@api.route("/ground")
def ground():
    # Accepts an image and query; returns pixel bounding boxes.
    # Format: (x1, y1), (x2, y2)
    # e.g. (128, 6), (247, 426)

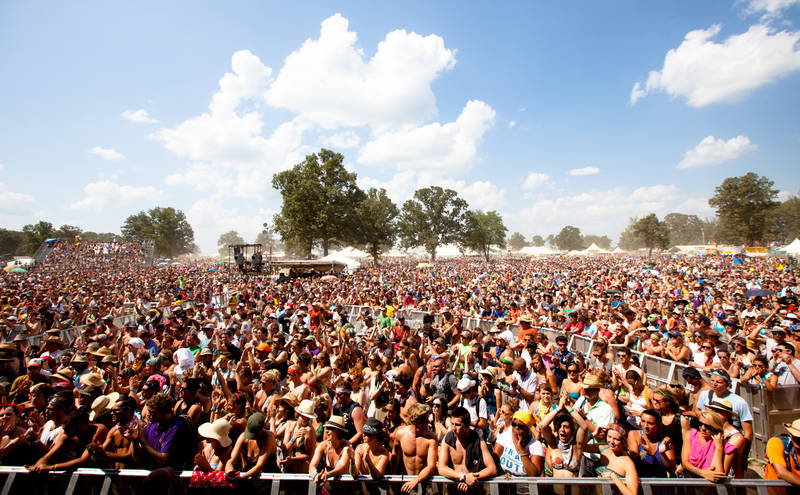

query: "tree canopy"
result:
(583, 234), (612, 249)
(633, 213), (669, 256)
(272, 149), (365, 258)
(355, 187), (399, 263)
(709, 172), (778, 245)
(121, 207), (196, 258)
(508, 232), (527, 251)
(217, 230), (245, 258)
(460, 210), (507, 260)
(553, 225), (584, 251)
(398, 186), (468, 260)
(530, 235), (545, 247)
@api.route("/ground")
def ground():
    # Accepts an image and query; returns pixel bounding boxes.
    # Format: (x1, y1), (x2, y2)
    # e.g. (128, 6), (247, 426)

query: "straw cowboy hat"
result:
(784, 418), (800, 437)
(79, 372), (106, 389)
(296, 399), (317, 420)
(198, 418), (232, 447)
(479, 367), (498, 385)
(324, 415), (347, 432)
(280, 392), (299, 409)
(582, 374), (604, 389)
(90, 392), (120, 421)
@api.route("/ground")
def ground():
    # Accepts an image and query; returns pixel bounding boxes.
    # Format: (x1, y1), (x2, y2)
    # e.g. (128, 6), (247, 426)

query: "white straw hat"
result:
(197, 418), (232, 447)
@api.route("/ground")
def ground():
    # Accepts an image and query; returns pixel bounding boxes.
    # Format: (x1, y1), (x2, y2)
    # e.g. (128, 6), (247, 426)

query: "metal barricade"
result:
(0, 468), (791, 495)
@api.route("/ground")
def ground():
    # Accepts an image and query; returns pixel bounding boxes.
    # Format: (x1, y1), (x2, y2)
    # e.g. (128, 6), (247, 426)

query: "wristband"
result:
(53, 464), (58, 470)
(459, 472), (466, 481)
(694, 466), (697, 474)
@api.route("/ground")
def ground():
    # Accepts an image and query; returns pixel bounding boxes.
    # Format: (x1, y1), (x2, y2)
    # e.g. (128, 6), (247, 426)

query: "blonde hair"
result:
(698, 410), (725, 431)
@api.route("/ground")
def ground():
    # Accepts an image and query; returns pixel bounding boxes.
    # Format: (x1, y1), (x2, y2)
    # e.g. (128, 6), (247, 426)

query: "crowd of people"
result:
(0, 249), (798, 494)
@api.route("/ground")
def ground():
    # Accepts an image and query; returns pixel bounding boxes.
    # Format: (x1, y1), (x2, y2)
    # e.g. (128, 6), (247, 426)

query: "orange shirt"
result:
(765, 436), (800, 495)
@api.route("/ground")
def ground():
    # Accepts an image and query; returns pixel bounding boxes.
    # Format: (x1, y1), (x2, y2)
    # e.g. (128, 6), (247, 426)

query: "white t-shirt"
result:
(496, 429), (544, 476)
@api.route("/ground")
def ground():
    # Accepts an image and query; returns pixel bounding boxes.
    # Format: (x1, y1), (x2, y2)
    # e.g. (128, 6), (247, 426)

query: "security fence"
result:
(0, 467), (791, 495)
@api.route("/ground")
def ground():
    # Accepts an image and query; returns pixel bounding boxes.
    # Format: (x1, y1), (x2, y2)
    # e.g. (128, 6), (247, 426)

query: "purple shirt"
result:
(143, 417), (192, 469)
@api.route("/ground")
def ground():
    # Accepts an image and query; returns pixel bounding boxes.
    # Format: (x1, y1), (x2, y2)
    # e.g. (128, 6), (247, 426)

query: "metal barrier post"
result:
(0, 473), (14, 495)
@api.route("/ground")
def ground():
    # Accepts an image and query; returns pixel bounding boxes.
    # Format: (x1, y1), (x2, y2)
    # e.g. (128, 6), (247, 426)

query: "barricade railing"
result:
(0, 467), (791, 495)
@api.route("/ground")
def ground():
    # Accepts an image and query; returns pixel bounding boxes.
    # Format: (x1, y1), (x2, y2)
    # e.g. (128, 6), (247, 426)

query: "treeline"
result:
(270, 149), (507, 261)
(1, 207), (197, 260)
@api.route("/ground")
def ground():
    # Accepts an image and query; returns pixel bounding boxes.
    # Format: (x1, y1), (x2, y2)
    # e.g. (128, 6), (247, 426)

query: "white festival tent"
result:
(583, 242), (611, 254)
(612, 247), (626, 254)
(781, 238), (800, 256)
(518, 245), (560, 256)
(330, 246), (370, 260)
(316, 253), (361, 272)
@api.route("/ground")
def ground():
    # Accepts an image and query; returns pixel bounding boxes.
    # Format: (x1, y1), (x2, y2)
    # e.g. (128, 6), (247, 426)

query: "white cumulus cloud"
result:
(677, 135), (757, 169)
(740, 0), (800, 16)
(187, 198), (274, 255)
(89, 146), (124, 161)
(508, 120), (516, 129)
(266, 13), (456, 129)
(321, 131), (360, 148)
(0, 182), (34, 215)
(357, 100), (495, 172)
(631, 24), (800, 106)
(71, 180), (163, 210)
(153, 50), (309, 198)
(568, 166), (600, 176)
(523, 172), (550, 190)
(121, 109), (158, 124)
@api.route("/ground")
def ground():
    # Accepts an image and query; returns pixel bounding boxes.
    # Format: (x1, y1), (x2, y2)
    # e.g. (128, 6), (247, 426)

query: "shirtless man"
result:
(392, 403), (438, 494)
(437, 406), (496, 493)
(98, 396), (137, 468)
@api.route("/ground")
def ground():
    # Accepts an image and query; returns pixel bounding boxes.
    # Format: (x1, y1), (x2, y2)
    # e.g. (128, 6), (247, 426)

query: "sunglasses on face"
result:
(698, 423), (718, 433)
(511, 422), (527, 429)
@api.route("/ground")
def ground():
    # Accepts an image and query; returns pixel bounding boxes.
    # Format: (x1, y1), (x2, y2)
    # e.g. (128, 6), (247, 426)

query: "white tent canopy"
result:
(782, 238), (800, 256)
(316, 253), (361, 272)
(583, 243), (611, 254)
(519, 245), (560, 256)
(330, 246), (370, 260)
(612, 247), (626, 254)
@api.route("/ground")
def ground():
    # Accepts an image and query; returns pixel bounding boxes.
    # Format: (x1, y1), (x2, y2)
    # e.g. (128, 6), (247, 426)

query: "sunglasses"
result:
(698, 423), (718, 433)
(433, 403), (443, 408)
(511, 422), (527, 429)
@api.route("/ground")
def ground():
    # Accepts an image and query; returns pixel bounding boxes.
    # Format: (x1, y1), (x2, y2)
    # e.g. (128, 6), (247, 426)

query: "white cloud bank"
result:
(631, 24), (800, 106)
(523, 172), (550, 190)
(740, 0), (800, 16)
(678, 135), (757, 169)
(357, 100), (495, 172)
(266, 13), (456, 129)
(71, 180), (163, 210)
(121, 109), (158, 124)
(89, 146), (124, 161)
(568, 166), (599, 176)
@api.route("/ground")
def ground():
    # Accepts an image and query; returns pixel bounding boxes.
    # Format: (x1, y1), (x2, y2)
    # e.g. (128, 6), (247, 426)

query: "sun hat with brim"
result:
(244, 413), (266, 440)
(80, 372), (106, 389)
(280, 392), (299, 409)
(296, 399), (317, 420)
(71, 354), (88, 363)
(479, 367), (497, 385)
(324, 415), (347, 432)
(44, 336), (63, 346)
(90, 392), (120, 421)
(785, 418), (800, 437)
(198, 418), (232, 447)
(52, 368), (76, 382)
(708, 398), (736, 416)
(91, 346), (113, 358)
(582, 374), (604, 389)
(518, 314), (533, 324)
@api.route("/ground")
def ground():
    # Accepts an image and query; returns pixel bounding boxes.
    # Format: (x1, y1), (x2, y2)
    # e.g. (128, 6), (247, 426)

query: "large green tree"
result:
(121, 207), (196, 258)
(553, 225), (584, 251)
(508, 232), (528, 251)
(709, 172), (778, 245)
(583, 234), (612, 249)
(398, 186), (468, 260)
(530, 235), (545, 247)
(460, 210), (507, 260)
(217, 230), (245, 258)
(272, 149), (365, 258)
(81, 232), (121, 242)
(21, 221), (55, 254)
(771, 195), (800, 245)
(0, 229), (24, 257)
(633, 213), (670, 256)
(618, 219), (645, 250)
(664, 213), (709, 245)
(355, 188), (399, 264)
(53, 224), (83, 240)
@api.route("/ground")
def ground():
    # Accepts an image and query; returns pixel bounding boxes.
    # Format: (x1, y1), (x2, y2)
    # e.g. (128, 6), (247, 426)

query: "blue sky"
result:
(1, 1), (799, 254)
